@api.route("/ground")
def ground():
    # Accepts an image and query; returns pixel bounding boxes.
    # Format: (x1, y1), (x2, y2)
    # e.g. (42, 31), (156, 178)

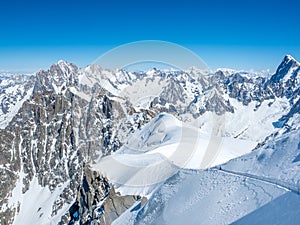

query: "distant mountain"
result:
(0, 74), (34, 128)
(0, 55), (300, 225)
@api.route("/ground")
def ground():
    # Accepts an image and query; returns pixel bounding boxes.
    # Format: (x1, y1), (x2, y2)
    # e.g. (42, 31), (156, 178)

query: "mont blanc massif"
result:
(1, 55), (300, 225)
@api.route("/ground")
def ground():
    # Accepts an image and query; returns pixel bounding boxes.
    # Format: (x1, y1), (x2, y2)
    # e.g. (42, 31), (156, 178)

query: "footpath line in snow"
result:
(212, 167), (300, 195)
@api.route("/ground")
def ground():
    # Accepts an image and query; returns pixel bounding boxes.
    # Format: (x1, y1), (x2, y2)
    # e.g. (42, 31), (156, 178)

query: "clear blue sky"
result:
(0, 0), (299, 72)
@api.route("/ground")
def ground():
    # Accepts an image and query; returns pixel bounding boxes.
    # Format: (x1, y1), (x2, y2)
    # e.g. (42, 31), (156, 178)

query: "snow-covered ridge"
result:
(93, 113), (258, 197)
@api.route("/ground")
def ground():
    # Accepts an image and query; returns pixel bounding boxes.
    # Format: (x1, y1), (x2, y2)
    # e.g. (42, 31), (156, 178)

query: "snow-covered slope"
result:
(10, 175), (70, 225)
(113, 125), (300, 225)
(114, 170), (291, 225)
(93, 113), (257, 196)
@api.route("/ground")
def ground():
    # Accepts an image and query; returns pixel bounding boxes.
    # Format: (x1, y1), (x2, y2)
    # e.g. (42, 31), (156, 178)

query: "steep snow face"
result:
(11, 176), (71, 225)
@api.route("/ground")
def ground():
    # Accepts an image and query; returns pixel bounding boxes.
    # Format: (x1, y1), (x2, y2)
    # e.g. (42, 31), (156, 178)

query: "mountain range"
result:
(0, 55), (300, 225)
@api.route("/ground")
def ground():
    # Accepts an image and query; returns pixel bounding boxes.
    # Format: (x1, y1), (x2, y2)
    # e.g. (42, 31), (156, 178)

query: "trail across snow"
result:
(111, 120), (300, 225)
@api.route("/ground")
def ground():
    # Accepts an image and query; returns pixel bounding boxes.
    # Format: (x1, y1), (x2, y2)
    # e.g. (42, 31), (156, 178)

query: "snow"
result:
(276, 55), (300, 82)
(8, 172), (26, 209)
(112, 126), (300, 224)
(69, 86), (91, 102)
(92, 113), (258, 196)
(121, 77), (167, 109)
(223, 97), (289, 142)
(93, 97), (300, 225)
(221, 127), (300, 191)
(78, 70), (97, 88)
(2, 55), (300, 224)
(211, 137), (257, 166)
(112, 201), (143, 225)
(80, 67), (127, 97)
(12, 176), (71, 225)
(0, 87), (33, 129)
(113, 169), (289, 225)
(232, 192), (300, 225)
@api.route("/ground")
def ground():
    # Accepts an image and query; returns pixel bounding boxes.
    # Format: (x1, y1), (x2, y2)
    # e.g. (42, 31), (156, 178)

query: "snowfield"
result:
(11, 176), (71, 225)
(92, 113), (258, 196)
(111, 126), (300, 225)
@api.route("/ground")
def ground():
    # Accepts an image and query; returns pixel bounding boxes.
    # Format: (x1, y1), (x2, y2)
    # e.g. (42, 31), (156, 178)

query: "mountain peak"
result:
(54, 60), (78, 73)
(280, 55), (299, 68)
(57, 59), (68, 64)
(33, 60), (79, 94)
(270, 55), (300, 83)
(283, 54), (297, 63)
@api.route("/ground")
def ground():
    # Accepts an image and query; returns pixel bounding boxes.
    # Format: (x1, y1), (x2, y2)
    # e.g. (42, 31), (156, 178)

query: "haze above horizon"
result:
(0, 0), (299, 73)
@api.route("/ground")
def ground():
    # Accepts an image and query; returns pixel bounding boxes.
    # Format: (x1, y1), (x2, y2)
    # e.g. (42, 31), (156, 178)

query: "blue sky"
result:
(0, 0), (299, 72)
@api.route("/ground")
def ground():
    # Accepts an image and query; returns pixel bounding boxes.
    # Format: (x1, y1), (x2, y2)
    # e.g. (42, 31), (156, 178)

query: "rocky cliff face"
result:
(0, 55), (300, 225)
(0, 62), (131, 225)
(0, 74), (35, 129)
(65, 165), (145, 225)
